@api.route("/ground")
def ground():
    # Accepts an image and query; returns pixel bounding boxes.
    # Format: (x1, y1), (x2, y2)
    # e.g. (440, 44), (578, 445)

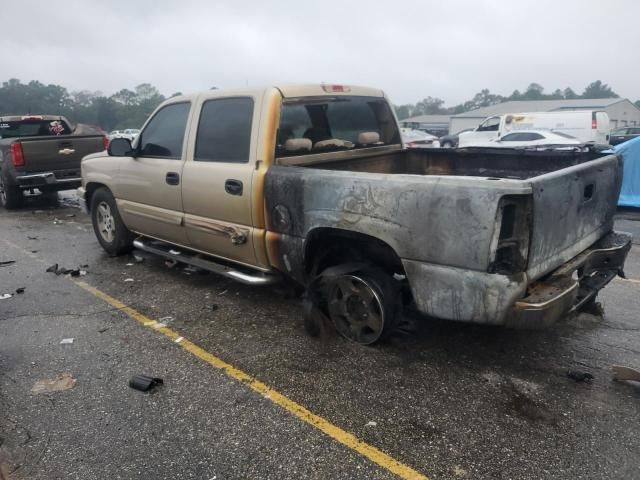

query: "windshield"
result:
(0, 119), (71, 139)
(277, 96), (400, 157)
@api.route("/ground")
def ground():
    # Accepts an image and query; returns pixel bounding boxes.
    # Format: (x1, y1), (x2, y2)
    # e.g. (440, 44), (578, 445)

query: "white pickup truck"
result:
(79, 84), (631, 344)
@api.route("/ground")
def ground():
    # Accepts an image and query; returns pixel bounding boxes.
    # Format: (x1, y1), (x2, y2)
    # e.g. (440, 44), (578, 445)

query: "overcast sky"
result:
(3, 0), (639, 105)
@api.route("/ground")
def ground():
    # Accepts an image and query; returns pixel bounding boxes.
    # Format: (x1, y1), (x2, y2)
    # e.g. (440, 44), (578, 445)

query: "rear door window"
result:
(195, 97), (254, 163)
(138, 102), (191, 159)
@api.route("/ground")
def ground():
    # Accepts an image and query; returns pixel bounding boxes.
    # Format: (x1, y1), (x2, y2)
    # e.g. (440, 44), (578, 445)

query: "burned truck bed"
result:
(266, 147), (629, 327)
(295, 147), (609, 180)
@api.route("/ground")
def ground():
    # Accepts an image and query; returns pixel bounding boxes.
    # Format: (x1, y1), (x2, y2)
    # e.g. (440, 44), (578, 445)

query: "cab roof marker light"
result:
(321, 84), (351, 93)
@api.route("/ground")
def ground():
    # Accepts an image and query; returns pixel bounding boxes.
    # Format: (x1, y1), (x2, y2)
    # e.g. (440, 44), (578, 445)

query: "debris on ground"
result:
(46, 264), (88, 276)
(612, 365), (640, 383)
(60, 338), (74, 344)
(98, 327), (110, 333)
(126, 263), (134, 267)
(15, 287), (25, 294)
(27, 236), (38, 240)
(31, 373), (77, 395)
(129, 374), (163, 392)
(165, 259), (178, 268)
(0, 260), (16, 267)
(53, 218), (63, 225)
(169, 249), (181, 255)
(124, 278), (134, 282)
(158, 316), (174, 326)
(365, 421), (377, 427)
(0, 293), (13, 300)
(65, 213), (76, 218)
(567, 370), (594, 382)
(133, 254), (144, 263)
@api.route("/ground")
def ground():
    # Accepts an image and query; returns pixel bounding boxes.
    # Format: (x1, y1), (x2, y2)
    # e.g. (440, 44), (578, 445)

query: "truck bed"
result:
(296, 147), (608, 180)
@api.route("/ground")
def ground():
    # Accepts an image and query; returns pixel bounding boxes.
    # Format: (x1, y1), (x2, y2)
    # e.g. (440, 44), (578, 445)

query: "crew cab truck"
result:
(0, 115), (107, 208)
(79, 84), (631, 344)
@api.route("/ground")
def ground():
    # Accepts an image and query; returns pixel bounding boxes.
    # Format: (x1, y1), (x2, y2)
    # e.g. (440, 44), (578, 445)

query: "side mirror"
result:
(108, 137), (134, 157)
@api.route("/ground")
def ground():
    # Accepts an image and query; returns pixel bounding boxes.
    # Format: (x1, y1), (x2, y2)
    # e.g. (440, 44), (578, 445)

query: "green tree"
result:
(582, 80), (618, 99)
(563, 87), (579, 99)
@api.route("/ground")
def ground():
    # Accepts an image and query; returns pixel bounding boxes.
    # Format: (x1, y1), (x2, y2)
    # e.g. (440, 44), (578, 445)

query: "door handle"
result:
(166, 172), (180, 185)
(225, 179), (243, 196)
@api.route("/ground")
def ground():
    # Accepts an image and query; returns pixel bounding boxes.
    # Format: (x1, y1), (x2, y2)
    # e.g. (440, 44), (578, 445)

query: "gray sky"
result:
(3, 0), (639, 106)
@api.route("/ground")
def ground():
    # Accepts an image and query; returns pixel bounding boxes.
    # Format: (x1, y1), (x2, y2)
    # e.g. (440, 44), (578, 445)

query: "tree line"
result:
(394, 80), (638, 120)
(0, 78), (637, 129)
(0, 78), (177, 131)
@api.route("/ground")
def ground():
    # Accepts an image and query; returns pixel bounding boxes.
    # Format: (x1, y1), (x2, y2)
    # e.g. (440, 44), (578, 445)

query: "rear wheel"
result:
(0, 176), (24, 209)
(326, 268), (399, 344)
(441, 141), (453, 148)
(91, 187), (134, 256)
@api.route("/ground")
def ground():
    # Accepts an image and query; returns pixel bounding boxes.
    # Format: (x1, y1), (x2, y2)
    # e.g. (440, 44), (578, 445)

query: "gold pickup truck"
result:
(79, 84), (631, 344)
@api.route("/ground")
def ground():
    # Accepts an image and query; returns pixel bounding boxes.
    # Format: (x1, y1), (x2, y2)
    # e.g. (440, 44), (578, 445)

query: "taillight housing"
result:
(488, 195), (532, 275)
(10, 143), (25, 167)
(591, 112), (597, 129)
(102, 136), (109, 150)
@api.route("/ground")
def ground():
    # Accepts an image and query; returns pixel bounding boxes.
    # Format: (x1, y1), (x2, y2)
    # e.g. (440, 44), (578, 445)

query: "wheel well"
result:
(84, 182), (108, 212)
(304, 228), (406, 277)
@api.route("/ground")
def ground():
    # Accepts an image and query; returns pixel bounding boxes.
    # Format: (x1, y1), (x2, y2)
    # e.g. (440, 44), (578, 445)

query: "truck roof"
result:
(167, 84), (386, 103)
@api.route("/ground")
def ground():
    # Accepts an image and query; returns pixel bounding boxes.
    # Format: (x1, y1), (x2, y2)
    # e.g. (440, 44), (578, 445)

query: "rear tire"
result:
(0, 177), (24, 209)
(91, 187), (134, 256)
(326, 267), (399, 345)
(442, 141), (453, 148)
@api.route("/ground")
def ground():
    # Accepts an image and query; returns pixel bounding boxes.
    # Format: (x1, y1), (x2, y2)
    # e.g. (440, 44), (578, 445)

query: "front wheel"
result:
(326, 268), (399, 344)
(91, 187), (134, 256)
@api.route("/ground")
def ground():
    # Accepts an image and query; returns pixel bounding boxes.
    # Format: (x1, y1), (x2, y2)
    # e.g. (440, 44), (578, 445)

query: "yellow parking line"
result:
(74, 280), (429, 480)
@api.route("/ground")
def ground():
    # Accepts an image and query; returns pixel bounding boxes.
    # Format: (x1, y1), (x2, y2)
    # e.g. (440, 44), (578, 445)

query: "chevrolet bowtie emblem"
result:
(58, 148), (75, 155)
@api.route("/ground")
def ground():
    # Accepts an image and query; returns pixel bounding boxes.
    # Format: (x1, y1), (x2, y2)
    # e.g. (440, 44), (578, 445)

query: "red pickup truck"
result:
(0, 115), (107, 208)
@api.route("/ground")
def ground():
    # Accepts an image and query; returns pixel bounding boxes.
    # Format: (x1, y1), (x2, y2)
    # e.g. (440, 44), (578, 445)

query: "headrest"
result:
(285, 138), (312, 152)
(358, 132), (380, 145)
(313, 139), (354, 149)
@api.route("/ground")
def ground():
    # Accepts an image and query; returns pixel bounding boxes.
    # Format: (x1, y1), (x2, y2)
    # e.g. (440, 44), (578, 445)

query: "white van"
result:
(458, 111), (610, 147)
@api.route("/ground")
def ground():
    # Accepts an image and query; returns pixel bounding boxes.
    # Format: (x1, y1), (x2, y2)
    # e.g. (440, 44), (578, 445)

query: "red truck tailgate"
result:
(526, 154), (622, 280)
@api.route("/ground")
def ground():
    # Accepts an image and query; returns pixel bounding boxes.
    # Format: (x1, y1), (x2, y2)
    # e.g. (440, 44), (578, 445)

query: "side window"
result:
(477, 117), (500, 132)
(139, 102), (191, 159)
(500, 133), (522, 141)
(518, 132), (544, 141)
(195, 97), (254, 163)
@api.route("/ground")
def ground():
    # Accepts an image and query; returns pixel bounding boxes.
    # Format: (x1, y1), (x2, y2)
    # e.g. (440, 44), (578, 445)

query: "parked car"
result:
(401, 128), (440, 148)
(609, 127), (640, 146)
(439, 128), (473, 148)
(465, 130), (584, 149)
(108, 129), (140, 143)
(0, 115), (107, 208)
(79, 84), (630, 344)
(458, 111), (610, 147)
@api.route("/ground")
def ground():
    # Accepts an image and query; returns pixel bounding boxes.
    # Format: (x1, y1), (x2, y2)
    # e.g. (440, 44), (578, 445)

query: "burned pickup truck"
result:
(0, 115), (106, 208)
(79, 84), (631, 344)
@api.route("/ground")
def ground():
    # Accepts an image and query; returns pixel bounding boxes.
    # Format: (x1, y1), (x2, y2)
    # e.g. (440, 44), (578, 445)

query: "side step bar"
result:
(133, 239), (279, 286)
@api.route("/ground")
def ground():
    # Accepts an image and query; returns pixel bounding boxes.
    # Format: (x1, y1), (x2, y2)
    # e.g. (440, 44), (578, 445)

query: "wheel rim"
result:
(328, 275), (385, 344)
(96, 201), (115, 243)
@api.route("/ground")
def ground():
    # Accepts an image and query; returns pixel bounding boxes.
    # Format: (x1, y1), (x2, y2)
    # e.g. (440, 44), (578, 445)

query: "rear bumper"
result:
(506, 231), (632, 328)
(403, 231), (631, 328)
(15, 171), (81, 190)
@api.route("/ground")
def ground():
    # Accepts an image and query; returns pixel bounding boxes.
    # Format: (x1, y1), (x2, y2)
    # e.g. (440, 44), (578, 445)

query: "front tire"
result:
(91, 187), (133, 256)
(0, 177), (24, 209)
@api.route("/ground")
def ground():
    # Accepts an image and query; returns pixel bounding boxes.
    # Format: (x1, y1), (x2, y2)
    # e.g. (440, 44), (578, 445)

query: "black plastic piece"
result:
(129, 375), (164, 392)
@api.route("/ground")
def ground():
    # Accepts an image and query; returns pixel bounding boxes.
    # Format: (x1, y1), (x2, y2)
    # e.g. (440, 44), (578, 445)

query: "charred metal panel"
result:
(526, 155), (621, 280)
(402, 259), (527, 324)
(264, 165), (531, 276)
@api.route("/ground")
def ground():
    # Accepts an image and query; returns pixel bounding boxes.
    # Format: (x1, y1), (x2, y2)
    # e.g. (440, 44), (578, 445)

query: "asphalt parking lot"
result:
(1, 193), (640, 480)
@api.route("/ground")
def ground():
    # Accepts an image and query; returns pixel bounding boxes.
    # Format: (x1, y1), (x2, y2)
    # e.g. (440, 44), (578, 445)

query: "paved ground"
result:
(1, 193), (640, 480)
